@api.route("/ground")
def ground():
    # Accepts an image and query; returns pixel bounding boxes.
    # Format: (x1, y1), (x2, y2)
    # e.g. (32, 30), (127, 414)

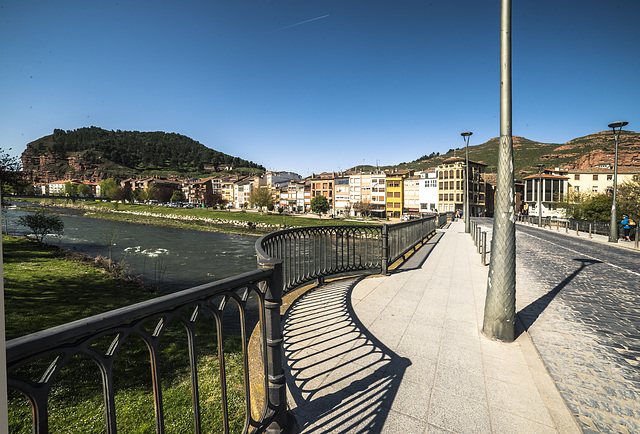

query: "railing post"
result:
(261, 259), (289, 433)
(636, 226), (639, 249)
(381, 224), (389, 275)
(589, 223), (592, 239)
(482, 231), (487, 266)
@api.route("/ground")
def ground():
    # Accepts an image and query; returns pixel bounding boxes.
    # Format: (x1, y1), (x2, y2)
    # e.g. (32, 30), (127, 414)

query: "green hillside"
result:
(22, 127), (265, 180)
(362, 130), (640, 179)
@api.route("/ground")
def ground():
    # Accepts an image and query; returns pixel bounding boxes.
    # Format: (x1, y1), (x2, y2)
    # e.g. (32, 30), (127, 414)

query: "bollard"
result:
(482, 231), (487, 265)
(557, 220), (560, 231)
(576, 223), (579, 236)
(565, 221), (568, 234)
(589, 223), (592, 239)
(477, 227), (481, 253)
(636, 226), (639, 249)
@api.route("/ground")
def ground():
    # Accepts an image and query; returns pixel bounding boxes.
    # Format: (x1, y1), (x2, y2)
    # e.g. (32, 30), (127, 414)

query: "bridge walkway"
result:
(281, 219), (579, 433)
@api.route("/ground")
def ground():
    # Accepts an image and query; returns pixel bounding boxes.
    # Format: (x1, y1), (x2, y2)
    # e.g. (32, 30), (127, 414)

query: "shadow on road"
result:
(516, 258), (601, 339)
(282, 278), (411, 433)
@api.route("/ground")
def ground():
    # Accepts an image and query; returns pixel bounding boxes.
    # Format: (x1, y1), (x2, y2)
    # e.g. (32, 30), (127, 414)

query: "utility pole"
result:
(483, 0), (516, 342)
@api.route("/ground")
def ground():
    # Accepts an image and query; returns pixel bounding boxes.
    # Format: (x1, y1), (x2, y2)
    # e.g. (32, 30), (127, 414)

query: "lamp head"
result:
(461, 131), (473, 137)
(608, 121), (628, 129)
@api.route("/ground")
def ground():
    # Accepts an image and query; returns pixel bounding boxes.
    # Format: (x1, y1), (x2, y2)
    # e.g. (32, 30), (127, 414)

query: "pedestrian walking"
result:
(620, 214), (636, 241)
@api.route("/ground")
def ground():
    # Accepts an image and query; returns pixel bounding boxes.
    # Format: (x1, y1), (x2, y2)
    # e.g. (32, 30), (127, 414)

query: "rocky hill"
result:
(21, 127), (265, 183)
(372, 130), (640, 179)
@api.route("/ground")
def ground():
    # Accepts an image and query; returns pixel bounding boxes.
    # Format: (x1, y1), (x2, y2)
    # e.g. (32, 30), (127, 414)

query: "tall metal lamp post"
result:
(461, 131), (473, 233)
(536, 164), (544, 227)
(608, 121), (628, 243)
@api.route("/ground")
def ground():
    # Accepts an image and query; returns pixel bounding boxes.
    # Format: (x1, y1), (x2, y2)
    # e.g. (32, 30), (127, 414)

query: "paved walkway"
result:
(281, 220), (579, 433)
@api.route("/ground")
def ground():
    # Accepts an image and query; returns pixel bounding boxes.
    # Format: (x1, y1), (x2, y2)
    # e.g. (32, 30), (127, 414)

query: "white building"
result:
(419, 170), (439, 214)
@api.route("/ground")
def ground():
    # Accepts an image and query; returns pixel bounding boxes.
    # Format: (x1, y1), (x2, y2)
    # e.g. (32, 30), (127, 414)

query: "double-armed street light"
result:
(608, 121), (628, 243)
(461, 131), (472, 233)
(536, 164), (544, 227)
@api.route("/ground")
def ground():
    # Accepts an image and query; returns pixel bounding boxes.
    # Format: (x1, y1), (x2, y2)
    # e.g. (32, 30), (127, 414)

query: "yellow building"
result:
(385, 170), (412, 219)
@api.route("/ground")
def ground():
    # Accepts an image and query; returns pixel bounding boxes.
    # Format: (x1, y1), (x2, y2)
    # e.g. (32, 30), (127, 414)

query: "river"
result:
(3, 204), (259, 292)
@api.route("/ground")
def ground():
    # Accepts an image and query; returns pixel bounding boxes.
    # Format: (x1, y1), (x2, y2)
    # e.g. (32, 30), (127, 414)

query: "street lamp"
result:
(608, 121), (628, 243)
(536, 164), (544, 227)
(461, 131), (472, 233)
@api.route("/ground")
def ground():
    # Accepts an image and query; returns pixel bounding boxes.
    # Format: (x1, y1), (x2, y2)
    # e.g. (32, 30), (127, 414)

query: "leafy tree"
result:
(64, 181), (78, 203)
(143, 185), (157, 202)
(77, 183), (92, 197)
(170, 189), (184, 203)
(249, 187), (273, 211)
(0, 148), (23, 199)
(18, 211), (64, 243)
(311, 195), (330, 215)
(99, 179), (118, 199)
(114, 185), (133, 203)
(583, 194), (612, 221)
(618, 175), (640, 220)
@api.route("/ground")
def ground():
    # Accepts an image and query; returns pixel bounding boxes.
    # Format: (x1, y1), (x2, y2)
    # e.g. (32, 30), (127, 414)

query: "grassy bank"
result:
(4, 235), (247, 432)
(13, 197), (381, 235)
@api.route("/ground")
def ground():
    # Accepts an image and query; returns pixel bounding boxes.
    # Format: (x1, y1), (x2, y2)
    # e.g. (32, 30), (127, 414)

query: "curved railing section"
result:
(7, 268), (289, 434)
(256, 215), (440, 292)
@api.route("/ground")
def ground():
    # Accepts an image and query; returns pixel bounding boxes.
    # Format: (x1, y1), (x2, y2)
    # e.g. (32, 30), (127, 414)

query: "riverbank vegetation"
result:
(14, 197), (380, 235)
(4, 235), (246, 432)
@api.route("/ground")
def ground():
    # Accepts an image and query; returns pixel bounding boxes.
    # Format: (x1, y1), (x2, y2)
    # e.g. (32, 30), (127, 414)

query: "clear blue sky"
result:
(1, 0), (638, 176)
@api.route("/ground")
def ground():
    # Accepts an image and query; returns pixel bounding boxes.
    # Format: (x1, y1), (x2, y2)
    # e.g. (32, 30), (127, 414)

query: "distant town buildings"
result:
(25, 164), (640, 220)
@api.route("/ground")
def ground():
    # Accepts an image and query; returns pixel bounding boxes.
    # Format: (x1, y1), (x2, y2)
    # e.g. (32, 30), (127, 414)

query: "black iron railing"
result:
(6, 267), (288, 434)
(7, 214), (444, 433)
(256, 216), (440, 292)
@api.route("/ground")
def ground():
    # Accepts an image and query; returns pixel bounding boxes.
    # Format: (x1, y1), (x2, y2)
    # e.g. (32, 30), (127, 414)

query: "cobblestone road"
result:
(477, 218), (640, 433)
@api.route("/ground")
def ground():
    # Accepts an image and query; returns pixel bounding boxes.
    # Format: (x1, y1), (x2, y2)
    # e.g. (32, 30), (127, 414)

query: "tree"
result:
(64, 182), (78, 203)
(77, 183), (92, 198)
(115, 185), (133, 203)
(170, 189), (184, 203)
(618, 175), (640, 219)
(354, 200), (373, 217)
(99, 179), (118, 199)
(583, 194), (612, 221)
(0, 148), (23, 195)
(18, 211), (64, 243)
(143, 185), (157, 202)
(249, 187), (273, 211)
(311, 195), (330, 215)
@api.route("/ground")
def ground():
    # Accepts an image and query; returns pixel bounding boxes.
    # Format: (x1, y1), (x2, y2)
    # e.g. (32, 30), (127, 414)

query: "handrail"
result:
(256, 216), (438, 292)
(7, 267), (287, 433)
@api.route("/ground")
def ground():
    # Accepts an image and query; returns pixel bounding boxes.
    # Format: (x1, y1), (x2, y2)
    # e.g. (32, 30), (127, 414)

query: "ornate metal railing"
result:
(6, 267), (288, 434)
(256, 216), (439, 292)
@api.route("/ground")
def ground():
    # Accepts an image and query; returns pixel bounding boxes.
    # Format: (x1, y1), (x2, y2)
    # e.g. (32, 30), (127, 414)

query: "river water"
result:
(3, 204), (259, 292)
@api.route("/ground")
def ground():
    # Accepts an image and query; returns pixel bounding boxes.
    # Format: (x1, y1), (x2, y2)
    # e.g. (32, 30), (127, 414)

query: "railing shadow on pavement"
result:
(391, 231), (444, 273)
(516, 258), (602, 338)
(282, 278), (411, 433)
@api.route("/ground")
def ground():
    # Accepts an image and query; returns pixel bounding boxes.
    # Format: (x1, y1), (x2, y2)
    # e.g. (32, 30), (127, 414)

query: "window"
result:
(592, 186), (598, 192)
(607, 174), (613, 181)
(394, 192), (401, 198)
(450, 181), (454, 189)
(456, 194), (460, 202)
(439, 194), (443, 200)
(574, 186), (580, 192)
(456, 181), (460, 190)
(387, 202), (393, 208)
(593, 175), (598, 181)
(574, 174), (580, 180)
(394, 203), (401, 208)
(387, 192), (393, 197)
(439, 182), (443, 189)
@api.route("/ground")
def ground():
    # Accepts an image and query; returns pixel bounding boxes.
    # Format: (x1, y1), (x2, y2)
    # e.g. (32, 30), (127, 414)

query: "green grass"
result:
(4, 236), (249, 433)
(14, 198), (380, 234)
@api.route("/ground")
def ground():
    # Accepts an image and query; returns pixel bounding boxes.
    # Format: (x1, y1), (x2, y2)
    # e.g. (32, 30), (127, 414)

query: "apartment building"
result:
(334, 175), (351, 216)
(403, 175), (421, 216)
(370, 172), (387, 217)
(385, 170), (412, 219)
(310, 172), (336, 212)
(234, 177), (253, 208)
(566, 166), (640, 195)
(437, 157), (486, 216)
(419, 170), (439, 214)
